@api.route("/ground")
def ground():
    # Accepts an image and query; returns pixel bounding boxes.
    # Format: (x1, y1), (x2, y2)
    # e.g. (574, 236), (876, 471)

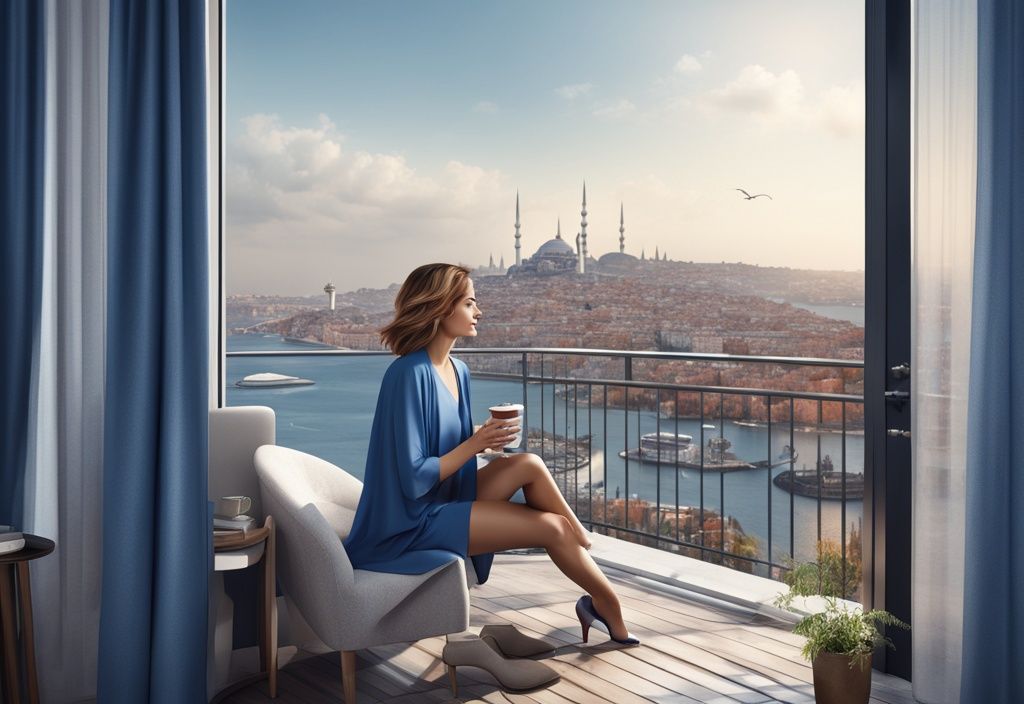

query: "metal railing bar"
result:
(227, 346), (864, 369)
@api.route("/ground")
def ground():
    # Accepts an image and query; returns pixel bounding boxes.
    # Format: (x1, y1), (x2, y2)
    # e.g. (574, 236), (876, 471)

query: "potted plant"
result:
(773, 551), (910, 704)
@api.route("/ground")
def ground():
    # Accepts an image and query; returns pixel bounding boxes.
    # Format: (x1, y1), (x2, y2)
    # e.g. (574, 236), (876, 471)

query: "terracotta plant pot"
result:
(811, 651), (873, 704)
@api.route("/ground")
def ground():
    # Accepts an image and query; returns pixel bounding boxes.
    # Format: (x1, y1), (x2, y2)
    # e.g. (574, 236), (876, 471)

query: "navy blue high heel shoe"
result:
(574, 595), (640, 645)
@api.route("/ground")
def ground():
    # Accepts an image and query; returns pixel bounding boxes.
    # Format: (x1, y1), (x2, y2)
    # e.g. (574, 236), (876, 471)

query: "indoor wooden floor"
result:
(223, 553), (917, 703)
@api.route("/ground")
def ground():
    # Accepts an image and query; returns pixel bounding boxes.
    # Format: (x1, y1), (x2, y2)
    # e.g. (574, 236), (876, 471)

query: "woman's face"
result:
(442, 279), (481, 338)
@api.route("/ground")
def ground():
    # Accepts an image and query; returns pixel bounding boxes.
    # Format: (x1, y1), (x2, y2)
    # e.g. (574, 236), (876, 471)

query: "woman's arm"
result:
(437, 416), (521, 482)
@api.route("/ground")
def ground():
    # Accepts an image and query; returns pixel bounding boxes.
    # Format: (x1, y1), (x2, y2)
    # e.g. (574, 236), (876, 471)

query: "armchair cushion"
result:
(314, 500), (356, 540)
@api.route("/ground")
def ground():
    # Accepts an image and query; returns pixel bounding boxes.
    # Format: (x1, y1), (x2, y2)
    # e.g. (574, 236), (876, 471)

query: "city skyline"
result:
(226, 0), (865, 296)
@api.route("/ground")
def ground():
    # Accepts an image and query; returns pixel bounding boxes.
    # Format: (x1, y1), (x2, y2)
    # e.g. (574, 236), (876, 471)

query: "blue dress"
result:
(342, 346), (494, 584)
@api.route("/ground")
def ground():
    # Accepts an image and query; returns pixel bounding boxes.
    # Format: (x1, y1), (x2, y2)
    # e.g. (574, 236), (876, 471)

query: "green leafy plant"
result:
(784, 594), (908, 669)
(773, 557), (909, 670)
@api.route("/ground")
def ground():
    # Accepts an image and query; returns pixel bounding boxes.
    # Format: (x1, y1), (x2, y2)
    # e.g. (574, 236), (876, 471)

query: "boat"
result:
(772, 455), (864, 499)
(619, 432), (798, 472)
(235, 372), (315, 388)
(733, 420), (765, 429)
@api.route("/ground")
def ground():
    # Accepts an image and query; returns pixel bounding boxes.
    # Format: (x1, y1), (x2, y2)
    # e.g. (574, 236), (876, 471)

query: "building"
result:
(504, 184), (653, 278)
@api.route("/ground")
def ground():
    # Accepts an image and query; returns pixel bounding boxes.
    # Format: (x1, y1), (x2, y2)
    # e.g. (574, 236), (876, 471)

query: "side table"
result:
(211, 516), (277, 701)
(0, 534), (55, 704)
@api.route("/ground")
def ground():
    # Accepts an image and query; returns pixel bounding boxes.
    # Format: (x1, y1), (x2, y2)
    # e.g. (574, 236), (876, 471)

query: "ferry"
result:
(772, 455), (864, 499)
(619, 432), (798, 472)
(235, 372), (315, 388)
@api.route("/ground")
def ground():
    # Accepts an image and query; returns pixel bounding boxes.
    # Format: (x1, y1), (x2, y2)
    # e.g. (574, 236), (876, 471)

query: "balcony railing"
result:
(227, 346), (865, 600)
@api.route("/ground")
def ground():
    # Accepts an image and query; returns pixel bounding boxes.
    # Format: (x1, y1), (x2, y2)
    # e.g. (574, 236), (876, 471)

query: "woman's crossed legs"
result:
(467, 452), (630, 641)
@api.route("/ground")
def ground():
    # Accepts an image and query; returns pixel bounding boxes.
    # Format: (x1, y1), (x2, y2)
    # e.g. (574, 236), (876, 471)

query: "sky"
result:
(226, 0), (865, 296)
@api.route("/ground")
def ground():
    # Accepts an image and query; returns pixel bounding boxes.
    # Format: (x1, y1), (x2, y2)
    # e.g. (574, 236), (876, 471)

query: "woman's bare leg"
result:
(467, 500), (629, 640)
(476, 453), (591, 549)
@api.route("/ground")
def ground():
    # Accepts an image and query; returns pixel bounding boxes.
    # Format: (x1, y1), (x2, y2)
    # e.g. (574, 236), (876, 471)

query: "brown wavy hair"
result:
(379, 263), (472, 356)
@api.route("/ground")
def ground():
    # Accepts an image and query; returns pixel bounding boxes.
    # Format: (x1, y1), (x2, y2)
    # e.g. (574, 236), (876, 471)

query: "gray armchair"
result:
(254, 445), (473, 703)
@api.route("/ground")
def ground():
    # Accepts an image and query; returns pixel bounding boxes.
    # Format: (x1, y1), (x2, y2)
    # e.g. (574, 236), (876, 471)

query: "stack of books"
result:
(213, 514), (257, 533)
(0, 525), (25, 556)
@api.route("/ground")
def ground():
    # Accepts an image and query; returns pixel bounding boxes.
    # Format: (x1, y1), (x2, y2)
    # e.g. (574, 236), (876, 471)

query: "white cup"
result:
(216, 495), (252, 518)
(488, 403), (524, 450)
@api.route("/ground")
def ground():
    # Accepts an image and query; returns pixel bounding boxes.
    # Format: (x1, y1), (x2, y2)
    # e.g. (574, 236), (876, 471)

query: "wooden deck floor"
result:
(222, 553), (917, 703)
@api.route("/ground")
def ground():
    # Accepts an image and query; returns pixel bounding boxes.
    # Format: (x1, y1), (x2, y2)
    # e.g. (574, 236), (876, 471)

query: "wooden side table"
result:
(211, 516), (277, 701)
(0, 534), (55, 704)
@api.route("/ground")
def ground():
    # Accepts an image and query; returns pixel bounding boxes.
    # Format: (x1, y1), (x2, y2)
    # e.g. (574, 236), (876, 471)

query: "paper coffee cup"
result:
(488, 403), (523, 449)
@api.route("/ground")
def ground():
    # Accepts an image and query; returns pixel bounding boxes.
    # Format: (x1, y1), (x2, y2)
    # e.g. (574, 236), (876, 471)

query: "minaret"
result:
(579, 182), (588, 272)
(489, 253), (494, 268)
(514, 192), (522, 266)
(556, 218), (562, 239)
(499, 254), (505, 269)
(641, 248), (646, 260)
(619, 203), (626, 253)
(655, 245), (659, 260)
(576, 231), (584, 273)
(324, 282), (336, 311)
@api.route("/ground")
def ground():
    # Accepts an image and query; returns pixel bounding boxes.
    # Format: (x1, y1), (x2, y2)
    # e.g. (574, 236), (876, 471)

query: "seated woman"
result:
(343, 262), (638, 645)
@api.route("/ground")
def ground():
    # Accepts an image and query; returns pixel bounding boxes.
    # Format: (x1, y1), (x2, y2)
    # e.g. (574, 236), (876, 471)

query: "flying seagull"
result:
(735, 188), (772, 200)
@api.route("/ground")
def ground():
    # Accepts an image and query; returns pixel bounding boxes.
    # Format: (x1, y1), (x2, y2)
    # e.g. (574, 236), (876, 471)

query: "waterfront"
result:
(227, 334), (864, 569)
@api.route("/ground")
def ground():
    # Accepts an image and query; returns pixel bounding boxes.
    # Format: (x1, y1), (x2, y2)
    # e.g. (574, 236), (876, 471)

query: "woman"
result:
(342, 262), (638, 645)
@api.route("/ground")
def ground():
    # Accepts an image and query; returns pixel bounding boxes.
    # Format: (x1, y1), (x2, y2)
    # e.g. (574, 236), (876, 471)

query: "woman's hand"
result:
(471, 416), (521, 453)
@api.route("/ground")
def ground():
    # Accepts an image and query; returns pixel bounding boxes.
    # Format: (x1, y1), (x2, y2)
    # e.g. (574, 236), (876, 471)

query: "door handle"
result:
(890, 363), (910, 379)
(887, 429), (911, 439)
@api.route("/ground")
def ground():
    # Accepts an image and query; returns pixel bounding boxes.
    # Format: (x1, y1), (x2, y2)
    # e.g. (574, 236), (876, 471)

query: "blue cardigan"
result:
(342, 347), (494, 584)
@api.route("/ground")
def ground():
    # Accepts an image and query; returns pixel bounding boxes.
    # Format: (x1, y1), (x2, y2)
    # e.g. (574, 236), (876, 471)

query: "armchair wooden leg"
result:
(340, 650), (357, 703)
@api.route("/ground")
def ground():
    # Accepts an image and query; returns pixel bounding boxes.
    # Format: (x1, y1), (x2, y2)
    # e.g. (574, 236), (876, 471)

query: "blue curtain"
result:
(0, 0), (45, 531)
(961, 0), (1024, 700)
(97, 1), (211, 701)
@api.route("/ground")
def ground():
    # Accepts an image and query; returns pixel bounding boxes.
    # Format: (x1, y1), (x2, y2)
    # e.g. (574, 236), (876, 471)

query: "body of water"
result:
(227, 334), (864, 568)
(772, 300), (865, 326)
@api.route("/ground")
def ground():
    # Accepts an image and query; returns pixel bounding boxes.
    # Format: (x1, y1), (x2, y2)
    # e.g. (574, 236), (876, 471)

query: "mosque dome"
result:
(598, 251), (639, 268)
(535, 237), (575, 257)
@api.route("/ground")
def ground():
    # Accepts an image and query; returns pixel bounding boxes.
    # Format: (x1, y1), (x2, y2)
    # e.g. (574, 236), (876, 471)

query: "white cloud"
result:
(555, 82), (594, 100)
(592, 99), (638, 121)
(698, 65), (864, 137)
(225, 114), (509, 293)
(473, 100), (498, 114)
(704, 64), (804, 118)
(674, 54), (703, 74)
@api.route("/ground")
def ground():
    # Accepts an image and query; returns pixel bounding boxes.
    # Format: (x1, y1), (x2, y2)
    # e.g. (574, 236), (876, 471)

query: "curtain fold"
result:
(910, 0), (976, 701)
(960, 0), (1024, 700)
(0, 0), (46, 531)
(97, 0), (211, 701)
(24, 1), (110, 701)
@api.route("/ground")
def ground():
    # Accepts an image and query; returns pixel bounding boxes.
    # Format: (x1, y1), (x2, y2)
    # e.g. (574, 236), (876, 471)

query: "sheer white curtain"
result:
(24, 1), (108, 701)
(911, 0), (976, 701)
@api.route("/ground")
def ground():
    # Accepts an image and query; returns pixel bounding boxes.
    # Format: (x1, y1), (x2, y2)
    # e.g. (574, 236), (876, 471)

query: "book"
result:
(0, 535), (25, 556)
(213, 515), (257, 531)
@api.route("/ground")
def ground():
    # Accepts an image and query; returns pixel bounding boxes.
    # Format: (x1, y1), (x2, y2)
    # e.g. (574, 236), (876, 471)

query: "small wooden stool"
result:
(0, 534), (55, 704)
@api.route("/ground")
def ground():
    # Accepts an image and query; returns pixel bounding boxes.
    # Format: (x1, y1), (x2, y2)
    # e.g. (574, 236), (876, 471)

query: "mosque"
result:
(483, 184), (668, 279)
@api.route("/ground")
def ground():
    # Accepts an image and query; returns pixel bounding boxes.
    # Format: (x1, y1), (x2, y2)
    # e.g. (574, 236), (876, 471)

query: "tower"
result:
(579, 182), (588, 273)
(324, 282), (336, 311)
(499, 254), (504, 269)
(489, 253), (494, 268)
(619, 203), (626, 253)
(514, 191), (522, 266)
(655, 245), (659, 260)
